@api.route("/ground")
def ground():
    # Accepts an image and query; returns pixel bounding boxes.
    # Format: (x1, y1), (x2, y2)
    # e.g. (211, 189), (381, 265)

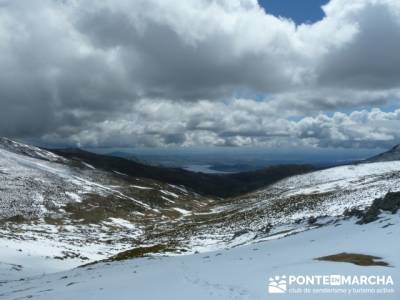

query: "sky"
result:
(1, 0), (400, 153)
(258, 0), (328, 24)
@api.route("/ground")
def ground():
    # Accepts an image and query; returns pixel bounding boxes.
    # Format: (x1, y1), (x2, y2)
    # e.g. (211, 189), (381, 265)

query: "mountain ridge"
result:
(50, 147), (314, 198)
(366, 144), (400, 162)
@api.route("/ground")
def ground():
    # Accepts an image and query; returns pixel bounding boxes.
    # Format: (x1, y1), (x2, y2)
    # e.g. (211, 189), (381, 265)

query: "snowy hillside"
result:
(0, 138), (67, 163)
(0, 138), (215, 278)
(174, 160), (400, 252)
(1, 213), (399, 300)
(1, 138), (400, 299)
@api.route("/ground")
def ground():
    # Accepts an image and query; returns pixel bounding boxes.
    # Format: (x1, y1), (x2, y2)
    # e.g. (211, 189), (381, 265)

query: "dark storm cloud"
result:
(73, 0), (301, 100)
(0, 0), (137, 138)
(0, 0), (400, 148)
(317, 1), (400, 89)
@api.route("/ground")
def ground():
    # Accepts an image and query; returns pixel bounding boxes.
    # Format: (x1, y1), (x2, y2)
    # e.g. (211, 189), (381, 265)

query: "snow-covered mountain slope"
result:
(1, 138), (400, 293)
(0, 139), (215, 277)
(166, 160), (400, 252)
(0, 138), (68, 163)
(367, 144), (400, 162)
(1, 213), (398, 300)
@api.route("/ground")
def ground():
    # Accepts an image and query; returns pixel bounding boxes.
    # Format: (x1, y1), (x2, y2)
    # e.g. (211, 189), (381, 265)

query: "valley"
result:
(0, 138), (399, 299)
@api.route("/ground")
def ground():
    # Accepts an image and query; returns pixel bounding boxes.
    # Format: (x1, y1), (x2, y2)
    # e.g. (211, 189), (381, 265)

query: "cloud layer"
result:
(40, 99), (400, 149)
(1, 0), (400, 148)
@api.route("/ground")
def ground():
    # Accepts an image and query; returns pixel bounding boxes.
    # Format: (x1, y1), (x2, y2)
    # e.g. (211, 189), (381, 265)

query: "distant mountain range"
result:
(51, 147), (314, 198)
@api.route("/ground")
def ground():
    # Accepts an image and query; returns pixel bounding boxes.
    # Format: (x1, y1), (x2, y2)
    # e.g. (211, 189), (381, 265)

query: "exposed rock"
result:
(374, 191), (400, 213)
(357, 192), (400, 224)
(308, 216), (317, 225)
(343, 207), (364, 218)
(231, 229), (252, 240)
(258, 223), (273, 234)
(5, 215), (26, 223)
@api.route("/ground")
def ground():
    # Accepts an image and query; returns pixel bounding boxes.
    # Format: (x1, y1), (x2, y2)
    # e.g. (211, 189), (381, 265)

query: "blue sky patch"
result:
(258, 0), (329, 24)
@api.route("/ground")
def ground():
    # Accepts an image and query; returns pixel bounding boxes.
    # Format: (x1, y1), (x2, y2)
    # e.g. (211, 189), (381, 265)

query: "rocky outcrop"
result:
(345, 192), (400, 224)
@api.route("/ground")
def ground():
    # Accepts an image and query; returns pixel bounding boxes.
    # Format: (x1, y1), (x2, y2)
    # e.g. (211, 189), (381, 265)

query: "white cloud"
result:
(41, 100), (400, 149)
(0, 0), (399, 148)
(295, 108), (400, 148)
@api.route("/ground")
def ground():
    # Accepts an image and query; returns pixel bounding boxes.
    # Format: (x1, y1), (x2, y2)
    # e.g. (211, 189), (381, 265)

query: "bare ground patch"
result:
(315, 252), (390, 267)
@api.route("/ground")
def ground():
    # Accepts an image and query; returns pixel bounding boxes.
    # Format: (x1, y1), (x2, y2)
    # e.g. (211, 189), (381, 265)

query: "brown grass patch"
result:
(315, 252), (389, 267)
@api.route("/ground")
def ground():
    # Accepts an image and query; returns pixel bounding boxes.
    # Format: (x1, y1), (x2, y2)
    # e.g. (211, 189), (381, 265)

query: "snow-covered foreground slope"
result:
(0, 138), (214, 278)
(1, 214), (398, 300)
